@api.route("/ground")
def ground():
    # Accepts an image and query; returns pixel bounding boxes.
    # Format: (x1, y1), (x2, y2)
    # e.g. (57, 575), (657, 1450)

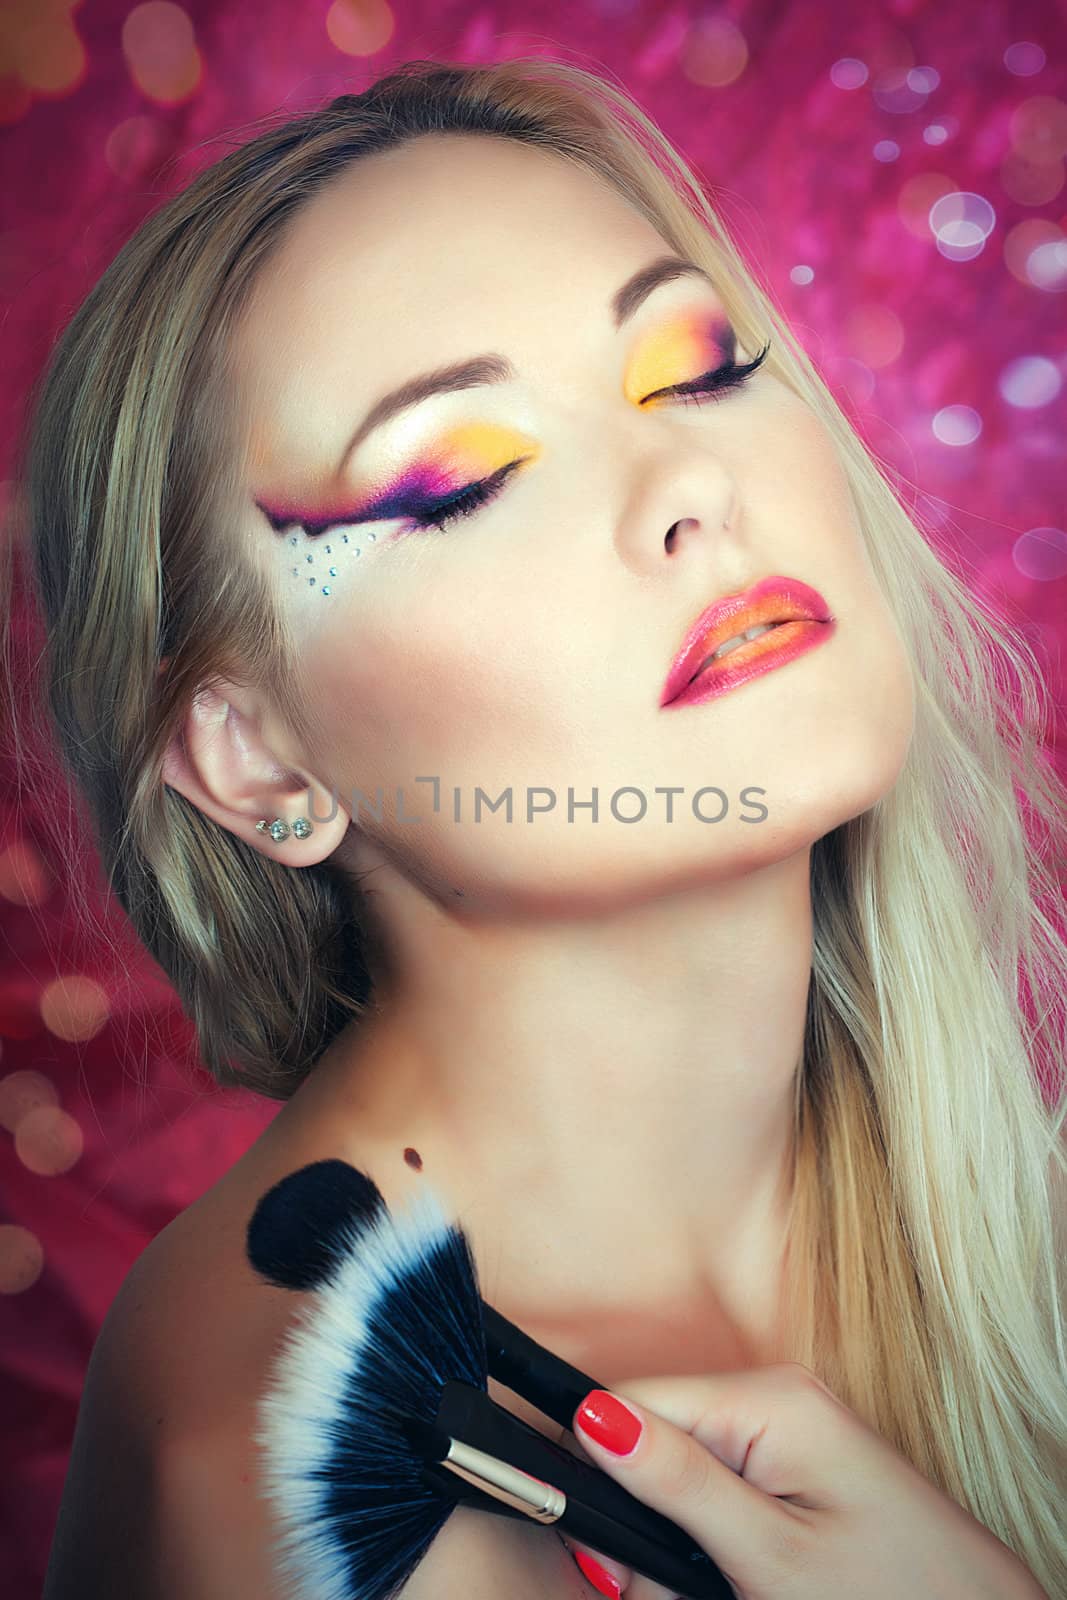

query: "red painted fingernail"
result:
(574, 1549), (622, 1597)
(575, 1389), (643, 1456)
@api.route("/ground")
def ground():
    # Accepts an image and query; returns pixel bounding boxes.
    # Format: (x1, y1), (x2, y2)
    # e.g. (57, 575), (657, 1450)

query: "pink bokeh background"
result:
(1, 3), (1064, 1594)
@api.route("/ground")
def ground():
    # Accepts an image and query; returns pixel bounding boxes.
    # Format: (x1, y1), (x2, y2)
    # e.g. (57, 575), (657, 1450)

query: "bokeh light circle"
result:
(844, 304), (904, 368)
(14, 1105), (84, 1176)
(827, 356), (876, 408)
(1027, 237), (1067, 291)
(105, 114), (169, 181)
(39, 975), (111, 1042)
(1012, 527), (1067, 582)
(1004, 42), (1046, 78)
(790, 265), (814, 286)
(0, 839), (50, 906)
(1010, 96), (1067, 163)
(872, 68), (928, 115)
(1000, 151), (1065, 207)
(930, 191), (995, 261)
(998, 355), (1062, 409)
(1003, 219), (1065, 287)
(907, 66), (940, 94)
(0, 1070), (59, 1133)
(929, 190), (996, 242)
(7, 6), (86, 95)
(938, 235), (986, 263)
(121, 2), (202, 105)
(933, 405), (982, 446)
(874, 140), (900, 163)
(682, 18), (749, 88)
(326, 0), (395, 57)
(830, 58), (867, 90)
(0, 1226), (44, 1295)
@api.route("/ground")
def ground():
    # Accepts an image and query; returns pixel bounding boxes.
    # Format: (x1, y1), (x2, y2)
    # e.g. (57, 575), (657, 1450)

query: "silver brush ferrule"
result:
(440, 1437), (567, 1523)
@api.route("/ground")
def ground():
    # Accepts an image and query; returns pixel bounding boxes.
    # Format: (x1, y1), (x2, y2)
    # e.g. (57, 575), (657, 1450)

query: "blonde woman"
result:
(4, 57), (1064, 1600)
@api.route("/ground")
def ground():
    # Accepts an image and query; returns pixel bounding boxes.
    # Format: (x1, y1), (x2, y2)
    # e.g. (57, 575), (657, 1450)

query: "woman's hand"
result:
(558, 1362), (1047, 1600)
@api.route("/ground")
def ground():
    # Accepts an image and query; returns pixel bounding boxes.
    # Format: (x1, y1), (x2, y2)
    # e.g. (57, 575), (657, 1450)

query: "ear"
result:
(160, 676), (349, 865)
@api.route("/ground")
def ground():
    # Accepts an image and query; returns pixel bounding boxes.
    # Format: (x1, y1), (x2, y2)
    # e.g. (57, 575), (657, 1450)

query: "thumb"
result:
(571, 1373), (815, 1580)
(577, 1365), (849, 1500)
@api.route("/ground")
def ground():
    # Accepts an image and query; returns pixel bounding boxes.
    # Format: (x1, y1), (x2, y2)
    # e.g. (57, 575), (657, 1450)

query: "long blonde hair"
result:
(2, 55), (1065, 1593)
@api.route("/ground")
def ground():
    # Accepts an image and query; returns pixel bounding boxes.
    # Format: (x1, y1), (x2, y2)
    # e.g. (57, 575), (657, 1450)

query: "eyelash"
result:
(322, 337), (772, 538)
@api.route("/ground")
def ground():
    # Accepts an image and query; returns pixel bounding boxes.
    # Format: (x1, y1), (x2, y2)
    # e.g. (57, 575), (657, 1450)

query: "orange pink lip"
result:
(660, 576), (835, 708)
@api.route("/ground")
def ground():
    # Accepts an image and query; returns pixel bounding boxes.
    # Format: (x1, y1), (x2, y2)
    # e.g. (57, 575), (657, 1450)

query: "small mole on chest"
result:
(403, 1145), (423, 1172)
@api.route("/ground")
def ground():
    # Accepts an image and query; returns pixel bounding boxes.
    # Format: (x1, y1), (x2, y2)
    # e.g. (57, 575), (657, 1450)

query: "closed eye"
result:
(295, 337), (772, 539)
(644, 337), (772, 408)
(407, 338), (772, 533)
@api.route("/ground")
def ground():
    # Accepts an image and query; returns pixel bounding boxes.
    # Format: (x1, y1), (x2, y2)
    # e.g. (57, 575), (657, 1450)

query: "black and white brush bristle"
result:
(246, 1161), (489, 1600)
(245, 1159), (734, 1600)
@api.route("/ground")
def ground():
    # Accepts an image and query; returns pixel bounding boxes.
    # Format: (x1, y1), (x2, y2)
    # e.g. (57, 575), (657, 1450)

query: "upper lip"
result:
(661, 575), (834, 705)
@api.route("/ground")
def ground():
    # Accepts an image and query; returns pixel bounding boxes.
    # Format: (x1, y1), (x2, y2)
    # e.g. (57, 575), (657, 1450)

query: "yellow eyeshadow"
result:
(623, 313), (711, 405)
(437, 420), (543, 474)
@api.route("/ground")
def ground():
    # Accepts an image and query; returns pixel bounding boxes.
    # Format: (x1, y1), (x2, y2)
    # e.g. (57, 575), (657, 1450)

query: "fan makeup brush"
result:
(245, 1157), (735, 1600)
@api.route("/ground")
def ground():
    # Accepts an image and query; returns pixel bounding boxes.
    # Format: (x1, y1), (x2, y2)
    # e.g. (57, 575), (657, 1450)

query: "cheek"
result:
(824, 606), (916, 812)
(293, 597), (545, 795)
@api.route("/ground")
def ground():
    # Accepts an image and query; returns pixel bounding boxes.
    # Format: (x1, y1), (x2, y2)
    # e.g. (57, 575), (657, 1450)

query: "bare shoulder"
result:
(41, 1146), (301, 1599)
(43, 1095), (598, 1598)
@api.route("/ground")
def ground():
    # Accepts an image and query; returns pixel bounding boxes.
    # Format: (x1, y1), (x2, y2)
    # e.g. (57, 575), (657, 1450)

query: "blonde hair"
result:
(2, 55), (1065, 1593)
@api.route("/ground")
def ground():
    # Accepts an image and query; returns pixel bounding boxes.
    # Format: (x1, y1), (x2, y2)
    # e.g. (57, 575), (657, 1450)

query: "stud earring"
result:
(256, 817), (314, 843)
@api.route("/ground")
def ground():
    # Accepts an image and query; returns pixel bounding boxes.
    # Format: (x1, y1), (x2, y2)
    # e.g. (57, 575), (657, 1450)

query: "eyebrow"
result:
(335, 253), (715, 471)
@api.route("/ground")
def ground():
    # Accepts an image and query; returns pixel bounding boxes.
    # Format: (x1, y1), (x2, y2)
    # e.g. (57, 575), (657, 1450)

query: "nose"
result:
(643, 453), (737, 565)
(665, 499), (734, 552)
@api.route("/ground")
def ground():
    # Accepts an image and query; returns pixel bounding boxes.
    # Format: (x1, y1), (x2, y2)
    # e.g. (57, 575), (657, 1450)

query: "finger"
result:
(555, 1434), (677, 1599)
(571, 1376), (811, 1583)
(592, 1362), (853, 1504)
(558, 1533), (630, 1597)
(561, 1533), (681, 1600)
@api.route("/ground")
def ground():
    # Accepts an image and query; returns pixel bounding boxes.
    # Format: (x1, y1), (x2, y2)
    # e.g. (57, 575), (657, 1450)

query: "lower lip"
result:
(664, 618), (836, 708)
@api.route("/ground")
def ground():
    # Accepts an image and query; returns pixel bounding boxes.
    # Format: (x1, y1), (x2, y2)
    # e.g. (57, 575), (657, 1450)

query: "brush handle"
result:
(435, 1378), (735, 1600)
(482, 1302), (604, 1434)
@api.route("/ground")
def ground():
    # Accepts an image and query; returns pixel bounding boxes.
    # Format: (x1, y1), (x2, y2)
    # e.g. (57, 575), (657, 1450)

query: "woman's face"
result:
(231, 132), (914, 915)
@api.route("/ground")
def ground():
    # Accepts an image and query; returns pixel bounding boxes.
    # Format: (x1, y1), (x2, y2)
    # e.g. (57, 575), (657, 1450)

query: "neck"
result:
(310, 846), (813, 1371)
